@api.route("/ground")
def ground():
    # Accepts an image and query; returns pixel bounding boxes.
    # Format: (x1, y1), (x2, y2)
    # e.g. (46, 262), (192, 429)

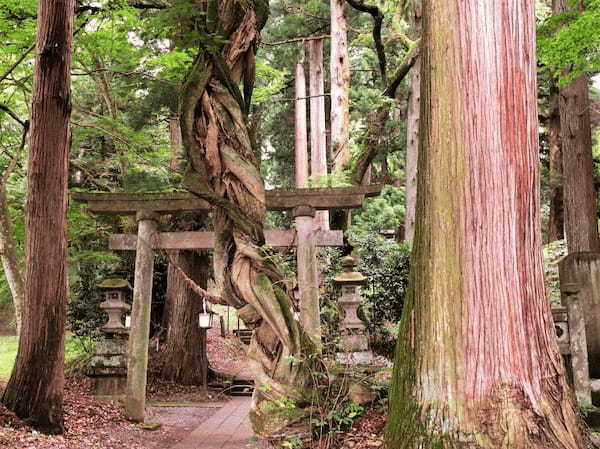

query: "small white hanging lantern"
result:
(125, 315), (131, 329)
(198, 298), (214, 329)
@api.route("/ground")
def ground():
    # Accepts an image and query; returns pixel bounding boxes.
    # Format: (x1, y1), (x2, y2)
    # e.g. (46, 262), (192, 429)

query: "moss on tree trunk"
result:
(385, 1), (585, 448)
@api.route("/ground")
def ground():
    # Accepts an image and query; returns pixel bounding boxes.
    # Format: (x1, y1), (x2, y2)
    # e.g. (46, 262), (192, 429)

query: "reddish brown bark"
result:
(547, 81), (565, 243)
(161, 251), (209, 385)
(330, 0), (350, 171)
(554, 0), (599, 253)
(1, 0), (74, 434)
(308, 38), (329, 230)
(386, 1), (584, 447)
(559, 74), (599, 253)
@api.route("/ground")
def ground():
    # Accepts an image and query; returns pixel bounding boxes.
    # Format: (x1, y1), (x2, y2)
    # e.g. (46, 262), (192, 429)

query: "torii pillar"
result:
(293, 205), (321, 345)
(125, 211), (158, 422)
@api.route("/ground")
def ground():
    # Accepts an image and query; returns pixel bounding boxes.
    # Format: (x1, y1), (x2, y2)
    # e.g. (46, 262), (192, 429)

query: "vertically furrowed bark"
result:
(295, 57), (309, 189)
(554, 0), (599, 254)
(161, 251), (209, 385)
(169, 117), (183, 171)
(385, 1), (584, 448)
(308, 38), (329, 230)
(330, 0), (350, 172)
(558, 73), (599, 253)
(547, 80), (564, 243)
(180, 1), (315, 437)
(404, 2), (421, 245)
(1, 0), (74, 434)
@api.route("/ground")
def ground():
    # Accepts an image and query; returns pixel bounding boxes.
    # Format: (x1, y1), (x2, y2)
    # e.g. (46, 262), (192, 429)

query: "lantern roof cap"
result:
(97, 277), (132, 290)
(334, 256), (366, 284)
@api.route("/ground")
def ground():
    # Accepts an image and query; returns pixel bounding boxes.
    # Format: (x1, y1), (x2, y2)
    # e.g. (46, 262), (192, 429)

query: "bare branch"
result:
(0, 104), (27, 128)
(261, 34), (330, 47)
(383, 42), (420, 99)
(345, 0), (387, 81)
(1, 121), (29, 186)
(0, 44), (35, 87)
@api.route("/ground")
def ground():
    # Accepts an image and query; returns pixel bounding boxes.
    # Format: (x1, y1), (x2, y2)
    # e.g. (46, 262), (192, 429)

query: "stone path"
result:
(169, 397), (268, 449)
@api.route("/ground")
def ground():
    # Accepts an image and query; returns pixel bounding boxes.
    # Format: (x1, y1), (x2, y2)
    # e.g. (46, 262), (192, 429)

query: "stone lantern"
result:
(334, 256), (373, 365)
(86, 276), (132, 399)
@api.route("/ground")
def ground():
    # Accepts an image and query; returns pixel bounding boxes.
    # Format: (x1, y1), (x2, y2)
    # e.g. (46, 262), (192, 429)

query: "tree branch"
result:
(261, 34), (330, 46)
(0, 104), (27, 128)
(1, 121), (29, 186)
(345, 0), (386, 82)
(0, 44), (35, 87)
(383, 42), (420, 99)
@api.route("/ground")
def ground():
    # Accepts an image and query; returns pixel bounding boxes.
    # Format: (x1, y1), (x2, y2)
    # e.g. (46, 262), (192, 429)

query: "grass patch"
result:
(0, 335), (97, 381)
(0, 335), (18, 380)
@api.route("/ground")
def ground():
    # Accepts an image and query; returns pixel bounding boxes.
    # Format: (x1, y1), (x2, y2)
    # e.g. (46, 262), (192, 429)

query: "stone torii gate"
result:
(73, 184), (381, 422)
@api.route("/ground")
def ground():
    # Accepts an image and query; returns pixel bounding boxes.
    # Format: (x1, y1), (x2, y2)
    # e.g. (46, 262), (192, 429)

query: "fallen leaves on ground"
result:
(0, 377), (145, 449)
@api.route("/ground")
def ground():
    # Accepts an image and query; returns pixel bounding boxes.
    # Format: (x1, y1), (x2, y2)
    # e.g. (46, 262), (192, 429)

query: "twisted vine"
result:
(179, 0), (316, 437)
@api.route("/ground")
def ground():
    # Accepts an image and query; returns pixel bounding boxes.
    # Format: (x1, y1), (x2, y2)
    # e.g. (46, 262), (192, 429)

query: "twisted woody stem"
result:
(179, 0), (315, 436)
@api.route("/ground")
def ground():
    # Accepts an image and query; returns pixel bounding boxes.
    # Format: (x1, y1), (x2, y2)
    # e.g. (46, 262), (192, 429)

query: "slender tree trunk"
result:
(404, 3), (421, 245)
(169, 117), (183, 171)
(554, 0), (599, 253)
(308, 38), (329, 230)
(559, 73), (599, 252)
(180, 1), (315, 437)
(2, 0), (74, 434)
(385, 1), (584, 448)
(295, 57), (309, 189)
(330, 0), (350, 172)
(161, 250), (209, 385)
(0, 183), (24, 337)
(547, 80), (565, 242)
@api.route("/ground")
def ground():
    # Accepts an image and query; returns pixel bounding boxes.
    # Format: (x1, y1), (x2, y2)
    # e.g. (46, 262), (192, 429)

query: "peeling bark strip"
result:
(385, 1), (584, 448)
(1, 0), (75, 434)
(179, 1), (316, 437)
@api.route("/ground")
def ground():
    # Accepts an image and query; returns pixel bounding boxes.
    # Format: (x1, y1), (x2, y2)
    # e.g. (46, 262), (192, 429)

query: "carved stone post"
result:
(293, 205), (321, 345)
(559, 252), (600, 378)
(560, 281), (592, 406)
(125, 211), (158, 422)
(87, 277), (131, 399)
(334, 256), (372, 365)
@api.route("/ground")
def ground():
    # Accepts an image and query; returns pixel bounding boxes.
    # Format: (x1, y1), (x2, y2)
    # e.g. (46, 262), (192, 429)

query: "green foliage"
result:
(352, 185), (405, 233)
(349, 232), (411, 359)
(538, 0), (600, 84)
(0, 335), (18, 380)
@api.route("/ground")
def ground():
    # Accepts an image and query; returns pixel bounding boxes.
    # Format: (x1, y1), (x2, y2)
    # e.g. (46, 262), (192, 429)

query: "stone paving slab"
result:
(169, 397), (269, 449)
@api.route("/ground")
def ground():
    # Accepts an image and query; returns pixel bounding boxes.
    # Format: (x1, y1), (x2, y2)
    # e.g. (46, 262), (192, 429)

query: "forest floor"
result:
(0, 330), (389, 449)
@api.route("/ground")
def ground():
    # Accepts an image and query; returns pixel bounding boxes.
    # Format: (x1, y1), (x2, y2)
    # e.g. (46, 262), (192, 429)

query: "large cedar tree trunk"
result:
(1, 0), (74, 434)
(385, 1), (584, 448)
(161, 250), (209, 385)
(179, 1), (315, 437)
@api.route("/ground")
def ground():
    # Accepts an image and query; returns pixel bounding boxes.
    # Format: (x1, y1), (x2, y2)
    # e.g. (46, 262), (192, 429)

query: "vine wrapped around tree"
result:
(178, 0), (316, 437)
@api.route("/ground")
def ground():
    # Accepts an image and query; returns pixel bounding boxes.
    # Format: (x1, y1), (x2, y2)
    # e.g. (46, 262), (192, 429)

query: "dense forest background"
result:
(0, 0), (598, 332)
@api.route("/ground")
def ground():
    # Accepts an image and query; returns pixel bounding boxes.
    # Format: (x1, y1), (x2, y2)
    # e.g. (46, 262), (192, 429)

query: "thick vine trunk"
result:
(330, 0), (350, 172)
(2, 0), (74, 434)
(161, 250), (209, 385)
(547, 80), (564, 243)
(385, 1), (584, 448)
(179, 1), (315, 437)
